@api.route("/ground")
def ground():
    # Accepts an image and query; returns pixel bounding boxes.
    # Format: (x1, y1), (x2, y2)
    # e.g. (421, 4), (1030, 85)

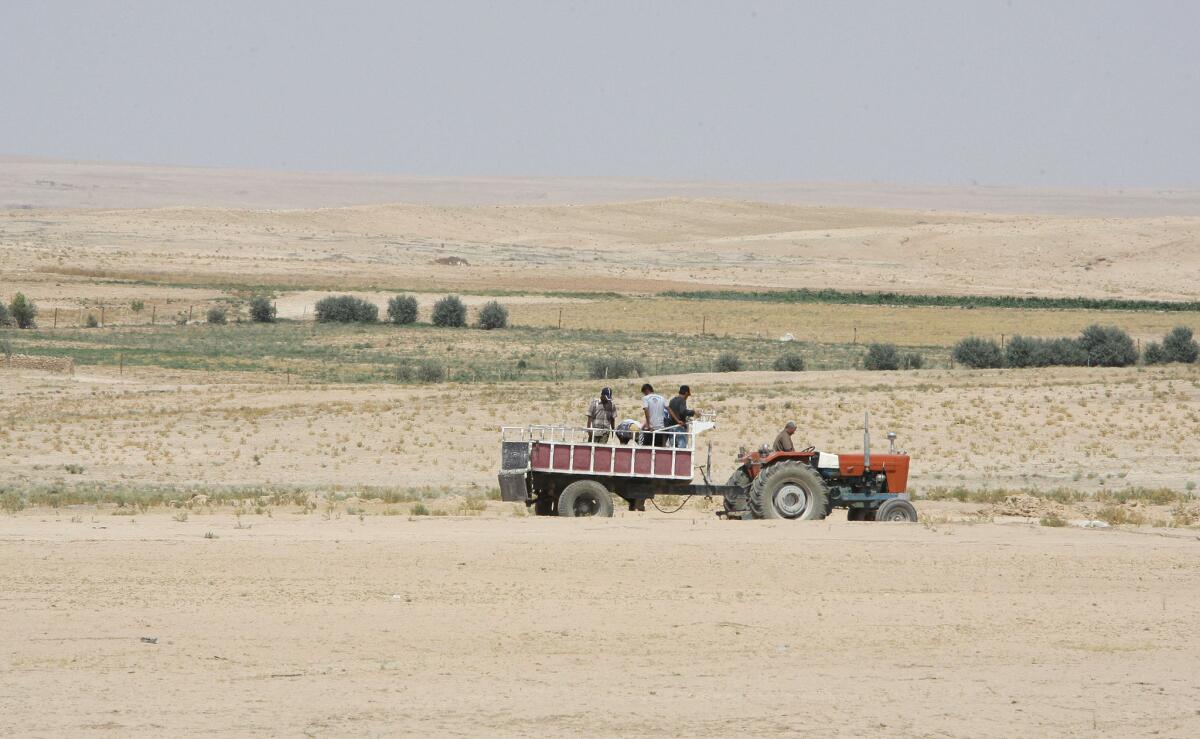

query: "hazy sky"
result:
(3, 1), (1198, 186)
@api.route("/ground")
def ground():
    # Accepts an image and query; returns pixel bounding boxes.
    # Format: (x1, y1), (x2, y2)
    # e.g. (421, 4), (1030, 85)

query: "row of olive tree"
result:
(312, 294), (508, 330)
(952, 325), (1198, 369)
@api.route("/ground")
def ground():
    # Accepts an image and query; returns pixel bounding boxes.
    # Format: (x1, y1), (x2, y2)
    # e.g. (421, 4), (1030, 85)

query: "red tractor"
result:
(497, 413), (916, 521)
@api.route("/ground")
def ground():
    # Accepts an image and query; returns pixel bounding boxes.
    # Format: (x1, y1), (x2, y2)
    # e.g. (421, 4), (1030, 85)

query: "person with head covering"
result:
(586, 387), (617, 443)
(773, 421), (798, 452)
(613, 418), (642, 445)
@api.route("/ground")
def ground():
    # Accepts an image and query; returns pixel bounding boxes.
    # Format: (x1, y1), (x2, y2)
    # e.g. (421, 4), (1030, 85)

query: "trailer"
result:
(498, 413), (917, 521)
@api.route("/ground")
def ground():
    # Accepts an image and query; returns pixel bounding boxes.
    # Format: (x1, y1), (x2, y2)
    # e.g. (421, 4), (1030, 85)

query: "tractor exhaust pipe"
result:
(863, 411), (871, 470)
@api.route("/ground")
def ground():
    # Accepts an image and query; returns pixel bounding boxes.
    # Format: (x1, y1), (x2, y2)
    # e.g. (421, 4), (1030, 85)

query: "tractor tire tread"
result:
(748, 460), (830, 520)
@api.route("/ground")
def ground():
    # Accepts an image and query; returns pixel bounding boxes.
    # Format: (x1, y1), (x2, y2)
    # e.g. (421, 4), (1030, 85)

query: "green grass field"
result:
(3, 320), (940, 383)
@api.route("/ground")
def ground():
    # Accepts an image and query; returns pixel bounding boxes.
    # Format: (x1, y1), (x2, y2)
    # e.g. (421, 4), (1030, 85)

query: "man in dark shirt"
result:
(667, 385), (696, 448)
(773, 421), (797, 452)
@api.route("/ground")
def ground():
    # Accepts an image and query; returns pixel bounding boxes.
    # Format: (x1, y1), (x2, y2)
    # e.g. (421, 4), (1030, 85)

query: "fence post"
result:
(188, 305), (193, 323)
(151, 305), (156, 324)
(100, 306), (105, 327)
(557, 308), (562, 329)
(853, 325), (857, 344)
(119, 354), (124, 375)
(53, 308), (58, 328)
(701, 315), (706, 335)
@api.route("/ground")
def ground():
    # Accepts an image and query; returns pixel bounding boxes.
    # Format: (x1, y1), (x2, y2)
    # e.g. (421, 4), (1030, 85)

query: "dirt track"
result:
(3, 511), (1198, 737)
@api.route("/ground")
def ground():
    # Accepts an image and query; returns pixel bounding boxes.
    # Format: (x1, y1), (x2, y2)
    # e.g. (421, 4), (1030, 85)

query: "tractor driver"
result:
(773, 421), (797, 452)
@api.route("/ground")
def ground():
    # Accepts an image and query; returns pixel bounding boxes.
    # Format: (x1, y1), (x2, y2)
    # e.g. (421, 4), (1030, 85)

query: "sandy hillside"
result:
(5, 156), (1200, 215)
(2, 512), (1198, 737)
(4, 197), (1200, 301)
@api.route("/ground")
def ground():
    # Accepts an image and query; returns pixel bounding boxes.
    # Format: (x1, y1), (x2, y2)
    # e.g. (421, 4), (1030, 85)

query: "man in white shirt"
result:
(641, 383), (668, 447)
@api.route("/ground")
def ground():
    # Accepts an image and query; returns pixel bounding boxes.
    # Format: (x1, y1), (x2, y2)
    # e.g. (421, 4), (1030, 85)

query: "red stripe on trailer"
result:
(653, 451), (674, 476)
(552, 445), (570, 470)
(571, 446), (591, 471)
(633, 449), (652, 475)
(614, 447), (632, 474)
(674, 451), (692, 477)
(594, 446), (613, 472)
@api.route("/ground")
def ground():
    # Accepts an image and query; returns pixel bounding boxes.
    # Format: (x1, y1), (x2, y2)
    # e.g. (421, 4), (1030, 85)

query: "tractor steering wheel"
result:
(800, 445), (815, 453)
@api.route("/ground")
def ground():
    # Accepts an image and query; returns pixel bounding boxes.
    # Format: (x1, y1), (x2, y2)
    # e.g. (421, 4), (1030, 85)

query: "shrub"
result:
(1004, 335), (1040, 368)
(1161, 326), (1199, 364)
(714, 352), (743, 372)
(1079, 324), (1137, 367)
(952, 337), (1004, 369)
(387, 295), (419, 325)
(206, 306), (227, 325)
(1143, 342), (1168, 365)
(85, 314), (99, 328)
(773, 352), (805, 372)
(476, 300), (508, 330)
(416, 360), (446, 383)
(314, 295), (378, 323)
(588, 357), (644, 379)
(1040, 513), (1067, 527)
(130, 300), (145, 313)
(9, 293), (37, 329)
(0, 302), (10, 327)
(900, 352), (924, 370)
(249, 296), (276, 323)
(863, 343), (900, 371)
(431, 295), (467, 327)
(1034, 337), (1088, 366)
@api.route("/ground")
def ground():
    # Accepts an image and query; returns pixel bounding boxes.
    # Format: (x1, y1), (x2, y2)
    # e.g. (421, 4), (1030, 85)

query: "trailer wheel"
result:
(557, 480), (614, 518)
(748, 461), (829, 520)
(876, 498), (918, 522)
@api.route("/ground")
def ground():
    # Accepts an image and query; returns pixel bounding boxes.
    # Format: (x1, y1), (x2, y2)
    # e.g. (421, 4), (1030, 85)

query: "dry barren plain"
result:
(4, 160), (1200, 736)
(4, 512), (1200, 737)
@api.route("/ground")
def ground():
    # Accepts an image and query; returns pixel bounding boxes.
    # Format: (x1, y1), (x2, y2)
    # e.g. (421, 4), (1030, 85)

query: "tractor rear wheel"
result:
(748, 461), (829, 520)
(557, 480), (614, 518)
(876, 498), (918, 522)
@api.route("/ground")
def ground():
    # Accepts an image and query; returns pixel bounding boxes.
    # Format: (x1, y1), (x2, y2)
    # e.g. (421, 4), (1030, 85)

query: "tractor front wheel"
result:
(557, 480), (615, 518)
(748, 461), (829, 520)
(876, 498), (918, 522)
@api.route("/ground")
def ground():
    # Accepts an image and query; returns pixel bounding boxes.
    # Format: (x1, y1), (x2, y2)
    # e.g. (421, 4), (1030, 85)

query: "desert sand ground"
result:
(5, 198), (1200, 302)
(3, 511), (1200, 737)
(4, 159), (1200, 306)
(4, 159), (1200, 736)
(3, 364), (1200, 496)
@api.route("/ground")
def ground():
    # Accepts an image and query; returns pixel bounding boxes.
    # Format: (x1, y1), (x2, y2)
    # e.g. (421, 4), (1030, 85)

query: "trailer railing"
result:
(502, 414), (714, 451)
